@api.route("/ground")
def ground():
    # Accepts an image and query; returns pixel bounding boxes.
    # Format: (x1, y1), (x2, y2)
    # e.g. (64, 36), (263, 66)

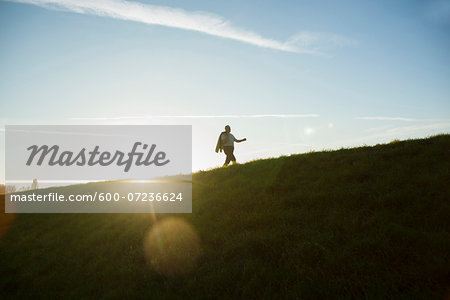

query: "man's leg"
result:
(223, 146), (232, 166)
(230, 147), (236, 164)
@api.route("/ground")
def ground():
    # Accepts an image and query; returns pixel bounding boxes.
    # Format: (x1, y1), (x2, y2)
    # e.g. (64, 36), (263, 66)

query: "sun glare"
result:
(304, 127), (314, 136)
(143, 217), (201, 277)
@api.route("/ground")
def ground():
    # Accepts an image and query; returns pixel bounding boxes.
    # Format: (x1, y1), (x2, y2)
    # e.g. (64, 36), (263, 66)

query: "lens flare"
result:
(143, 217), (201, 277)
(304, 127), (314, 136)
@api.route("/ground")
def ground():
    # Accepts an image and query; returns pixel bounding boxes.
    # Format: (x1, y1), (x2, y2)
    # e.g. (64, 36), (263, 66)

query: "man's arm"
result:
(235, 138), (247, 143)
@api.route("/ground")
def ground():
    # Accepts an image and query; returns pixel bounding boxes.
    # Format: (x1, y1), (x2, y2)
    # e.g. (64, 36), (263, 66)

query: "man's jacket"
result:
(215, 131), (226, 153)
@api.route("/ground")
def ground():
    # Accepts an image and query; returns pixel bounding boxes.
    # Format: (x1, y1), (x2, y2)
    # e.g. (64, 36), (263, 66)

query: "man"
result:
(218, 125), (246, 166)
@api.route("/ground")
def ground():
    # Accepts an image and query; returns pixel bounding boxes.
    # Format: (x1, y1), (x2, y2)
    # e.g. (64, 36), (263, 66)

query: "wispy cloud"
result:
(384, 122), (450, 135)
(355, 116), (418, 121)
(4, 127), (133, 137)
(364, 122), (450, 141)
(286, 31), (358, 56)
(70, 114), (320, 121)
(338, 122), (450, 148)
(355, 116), (450, 122)
(9, 0), (355, 54)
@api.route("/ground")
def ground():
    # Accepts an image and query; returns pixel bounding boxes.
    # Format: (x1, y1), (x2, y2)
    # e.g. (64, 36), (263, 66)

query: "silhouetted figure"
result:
(215, 125), (246, 166)
(31, 179), (38, 190)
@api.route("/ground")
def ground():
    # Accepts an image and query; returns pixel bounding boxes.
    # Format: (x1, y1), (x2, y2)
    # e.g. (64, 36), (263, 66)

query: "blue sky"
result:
(1, 0), (449, 183)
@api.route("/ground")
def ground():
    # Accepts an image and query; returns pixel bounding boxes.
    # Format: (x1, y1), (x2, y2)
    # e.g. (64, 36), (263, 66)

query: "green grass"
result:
(1, 134), (450, 299)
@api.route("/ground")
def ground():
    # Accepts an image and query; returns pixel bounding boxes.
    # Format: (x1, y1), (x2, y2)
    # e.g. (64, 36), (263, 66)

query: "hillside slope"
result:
(1, 135), (449, 299)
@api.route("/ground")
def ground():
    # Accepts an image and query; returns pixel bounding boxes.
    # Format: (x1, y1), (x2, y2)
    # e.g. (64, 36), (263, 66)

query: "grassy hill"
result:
(1, 134), (449, 299)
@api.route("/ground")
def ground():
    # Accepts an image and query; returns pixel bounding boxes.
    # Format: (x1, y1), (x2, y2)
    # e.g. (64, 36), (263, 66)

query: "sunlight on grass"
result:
(0, 195), (15, 240)
(0, 213), (15, 240)
(143, 217), (201, 277)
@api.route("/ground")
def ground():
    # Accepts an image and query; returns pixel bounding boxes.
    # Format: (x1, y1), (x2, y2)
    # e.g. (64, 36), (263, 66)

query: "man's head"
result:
(225, 125), (231, 133)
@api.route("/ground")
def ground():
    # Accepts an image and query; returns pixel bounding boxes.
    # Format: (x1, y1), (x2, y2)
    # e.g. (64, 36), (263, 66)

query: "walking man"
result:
(215, 125), (246, 166)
